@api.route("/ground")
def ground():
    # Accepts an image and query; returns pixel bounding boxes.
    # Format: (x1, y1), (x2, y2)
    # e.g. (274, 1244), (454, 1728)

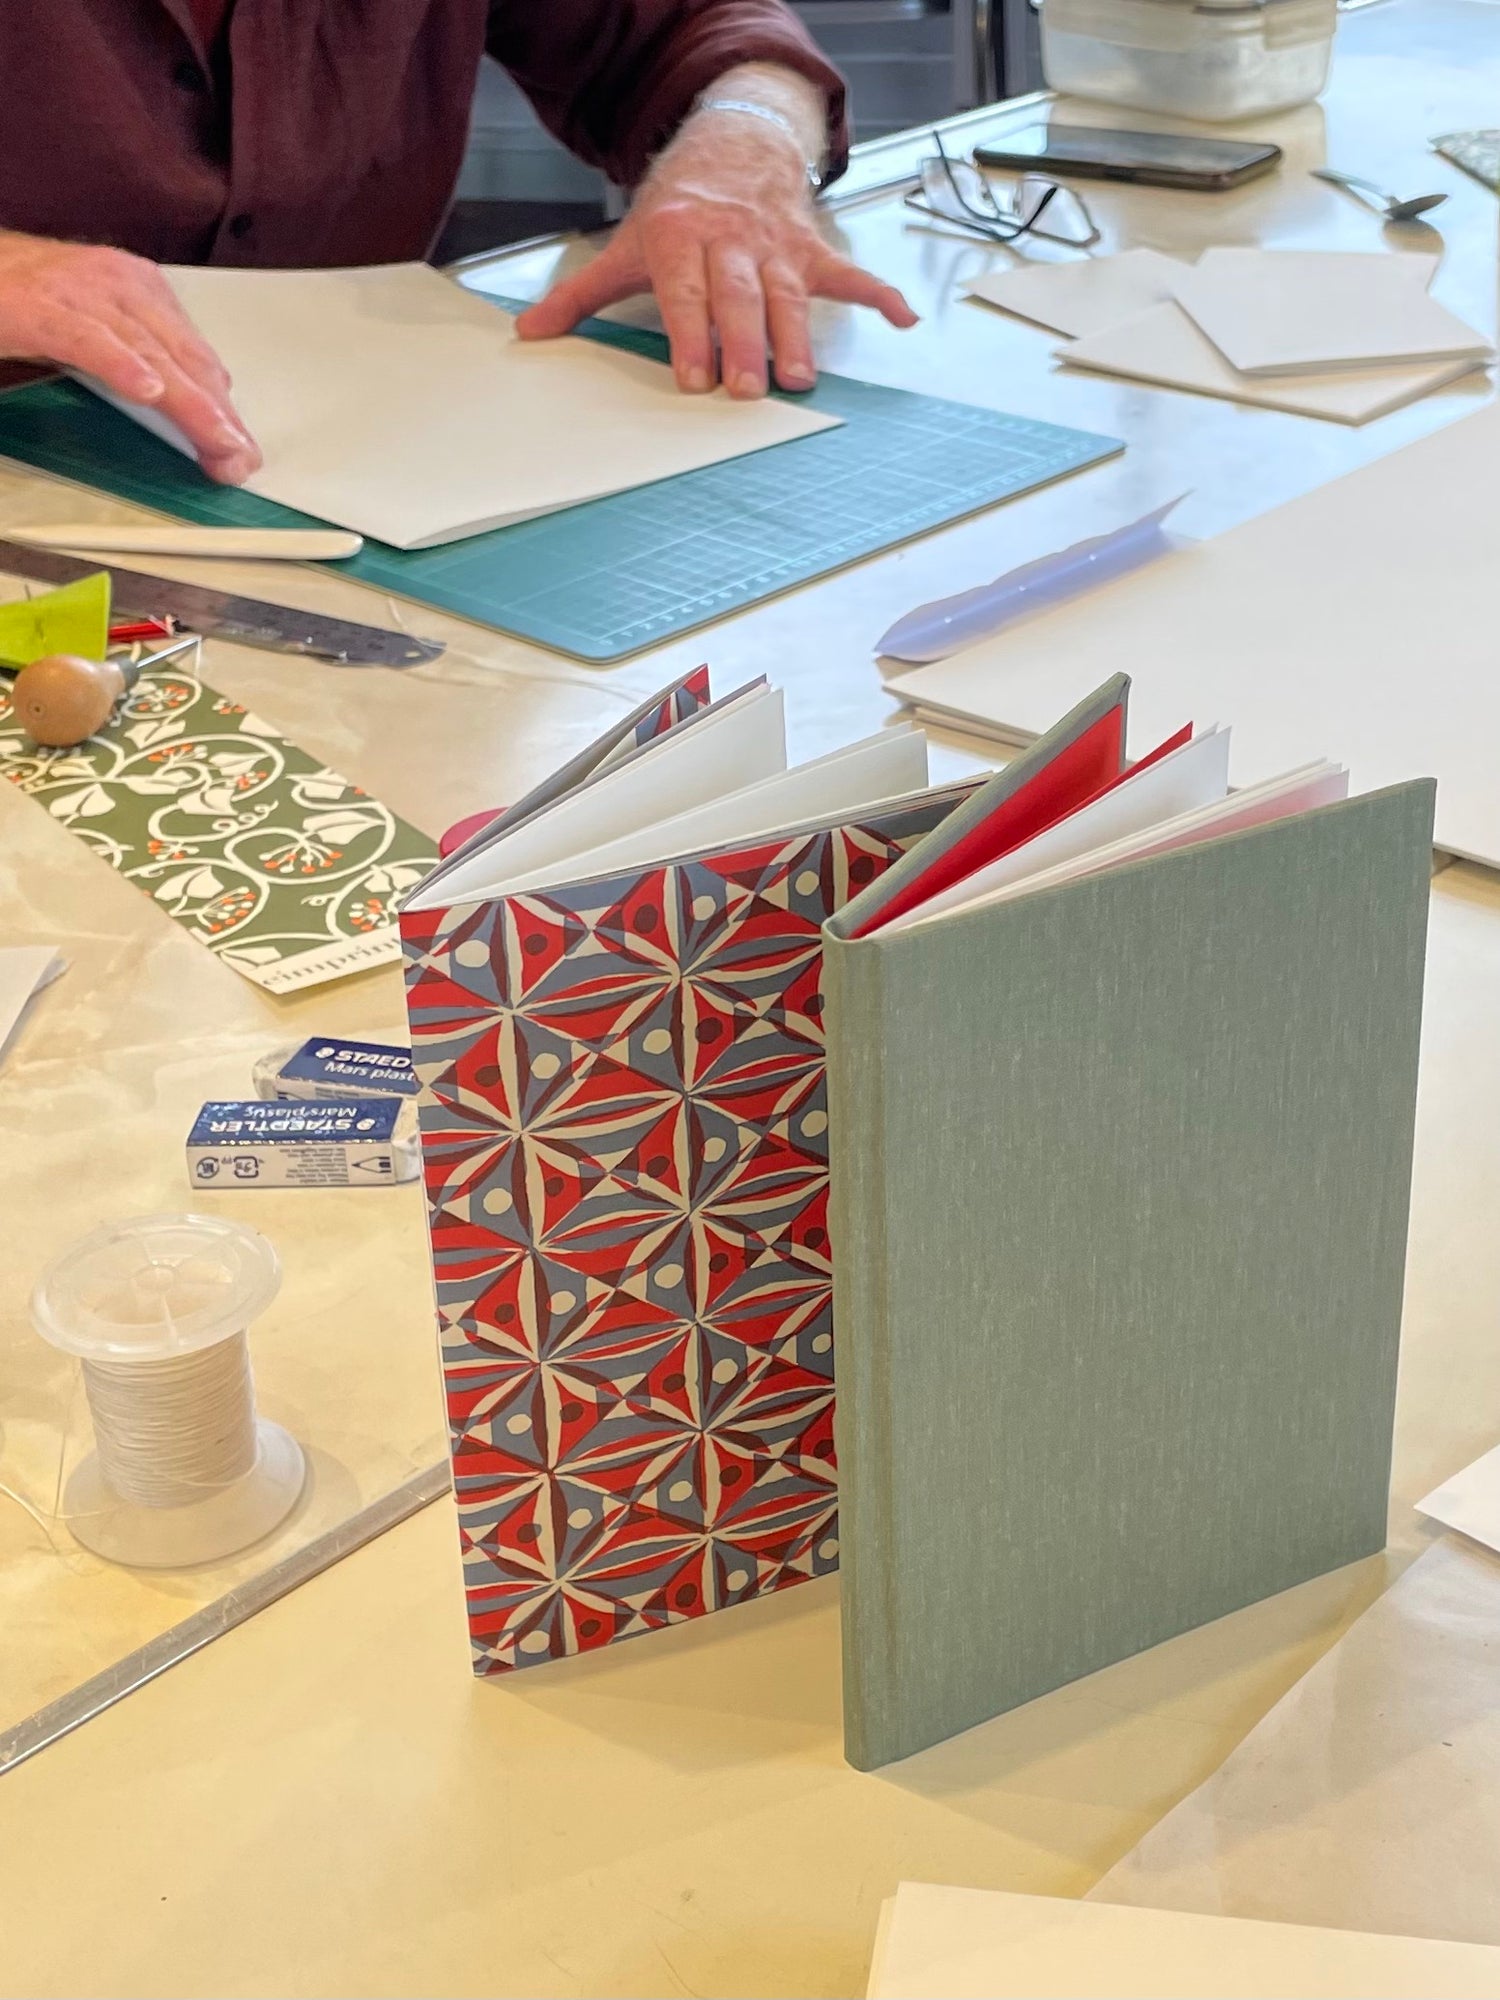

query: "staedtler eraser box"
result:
(254, 1036), (418, 1103)
(187, 1099), (417, 1190)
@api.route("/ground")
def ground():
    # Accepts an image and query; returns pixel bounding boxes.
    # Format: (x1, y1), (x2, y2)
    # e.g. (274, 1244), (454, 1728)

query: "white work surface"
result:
(2, 4), (1500, 1994)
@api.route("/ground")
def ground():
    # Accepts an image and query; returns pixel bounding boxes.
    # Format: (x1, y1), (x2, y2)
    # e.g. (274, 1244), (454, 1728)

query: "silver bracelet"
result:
(694, 95), (829, 193)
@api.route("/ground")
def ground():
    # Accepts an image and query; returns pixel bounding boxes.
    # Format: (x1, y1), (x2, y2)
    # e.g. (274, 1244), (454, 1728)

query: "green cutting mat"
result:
(0, 312), (1121, 663)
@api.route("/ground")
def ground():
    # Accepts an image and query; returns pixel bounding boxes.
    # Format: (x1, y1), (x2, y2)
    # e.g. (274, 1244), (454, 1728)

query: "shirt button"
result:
(228, 213), (255, 239)
(172, 57), (207, 91)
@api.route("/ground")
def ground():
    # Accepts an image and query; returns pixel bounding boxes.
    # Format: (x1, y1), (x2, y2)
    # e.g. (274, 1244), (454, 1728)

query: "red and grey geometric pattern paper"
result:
(402, 714), (960, 1673)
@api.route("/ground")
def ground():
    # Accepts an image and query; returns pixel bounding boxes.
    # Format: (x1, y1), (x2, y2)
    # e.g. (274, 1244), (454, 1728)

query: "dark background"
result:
(435, 0), (1043, 261)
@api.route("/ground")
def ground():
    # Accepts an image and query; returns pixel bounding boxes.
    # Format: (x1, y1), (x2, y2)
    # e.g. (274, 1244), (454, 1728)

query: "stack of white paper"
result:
(1172, 248), (1486, 375)
(967, 245), (1491, 424)
(1060, 300), (1481, 423)
(80, 263), (840, 549)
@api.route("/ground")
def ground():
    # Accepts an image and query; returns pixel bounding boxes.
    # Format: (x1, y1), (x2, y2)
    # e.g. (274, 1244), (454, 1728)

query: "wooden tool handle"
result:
(11, 654), (129, 747)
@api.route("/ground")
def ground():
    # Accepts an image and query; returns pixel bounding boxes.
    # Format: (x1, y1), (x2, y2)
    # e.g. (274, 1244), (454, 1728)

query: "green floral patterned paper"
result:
(0, 649), (437, 993)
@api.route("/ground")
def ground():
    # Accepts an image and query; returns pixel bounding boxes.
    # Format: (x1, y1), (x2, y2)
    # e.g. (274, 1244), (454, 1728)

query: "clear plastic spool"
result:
(30, 1213), (305, 1569)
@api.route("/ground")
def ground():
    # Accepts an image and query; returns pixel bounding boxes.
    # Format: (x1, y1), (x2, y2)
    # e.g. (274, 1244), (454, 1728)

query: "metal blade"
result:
(0, 537), (443, 668)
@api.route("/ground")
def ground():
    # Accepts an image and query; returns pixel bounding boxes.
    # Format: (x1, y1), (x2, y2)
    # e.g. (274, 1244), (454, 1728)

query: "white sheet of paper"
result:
(868, 1882), (1500, 1999)
(0, 946), (65, 1065)
(82, 263), (840, 550)
(879, 401), (1500, 864)
(1416, 1442), (1500, 1555)
(966, 248), (1190, 339)
(538, 725), (931, 892)
(881, 725), (1231, 934)
(1059, 302), (1483, 423)
(1090, 1539), (1500, 1948)
(1174, 248), (1488, 376)
(407, 685), (787, 906)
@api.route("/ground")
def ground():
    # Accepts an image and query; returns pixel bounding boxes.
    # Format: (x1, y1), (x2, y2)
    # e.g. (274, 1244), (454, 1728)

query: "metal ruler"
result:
(0, 536), (441, 668)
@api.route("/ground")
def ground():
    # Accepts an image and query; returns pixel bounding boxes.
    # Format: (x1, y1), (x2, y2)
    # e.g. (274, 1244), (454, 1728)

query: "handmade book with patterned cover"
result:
(400, 670), (967, 1672)
(824, 678), (1435, 1769)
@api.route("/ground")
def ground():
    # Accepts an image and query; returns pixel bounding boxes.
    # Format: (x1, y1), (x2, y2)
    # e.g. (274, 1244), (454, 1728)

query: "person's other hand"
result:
(515, 103), (917, 398)
(0, 230), (260, 483)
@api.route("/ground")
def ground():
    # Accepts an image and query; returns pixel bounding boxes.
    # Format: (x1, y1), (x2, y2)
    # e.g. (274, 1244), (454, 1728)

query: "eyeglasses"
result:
(904, 134), (1101, 248)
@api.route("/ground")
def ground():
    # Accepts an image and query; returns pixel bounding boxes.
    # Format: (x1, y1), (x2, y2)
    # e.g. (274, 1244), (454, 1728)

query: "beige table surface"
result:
(3, 3), (1500, 1993)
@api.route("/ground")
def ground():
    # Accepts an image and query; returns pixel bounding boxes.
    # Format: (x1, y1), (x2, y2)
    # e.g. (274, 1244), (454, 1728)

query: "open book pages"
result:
(410, 674), (1349, 938)
(76, 263), (839, 549)
(862, 709), (1347, 936)
(404, 680), (933, 911)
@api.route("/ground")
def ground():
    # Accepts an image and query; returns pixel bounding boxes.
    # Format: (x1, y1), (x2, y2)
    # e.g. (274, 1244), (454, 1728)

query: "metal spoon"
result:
(1312, 167), (1449, 223)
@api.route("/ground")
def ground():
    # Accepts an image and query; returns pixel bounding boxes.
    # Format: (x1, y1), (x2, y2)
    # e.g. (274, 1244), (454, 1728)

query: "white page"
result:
(0, 947), (65, 1066)
(1174, 248), (1488, 376)
(1059, 302), (1483, 424)
(80, 264), (839, 549)
(874, 402), (1500, 866)
(879, 727), (1230, 935)
(407, 686), (785, 909)
(967, 248), (1190, 339)
(1416, 1441), (1500, 1556)
(867, 1882), (1500, 1999)
(945, 762), (1350, 921)
(517, 726), (931, 892)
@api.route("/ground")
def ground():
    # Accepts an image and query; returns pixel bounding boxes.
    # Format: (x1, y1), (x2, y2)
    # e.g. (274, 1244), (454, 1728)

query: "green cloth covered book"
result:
(824, 676), (1434, 1769)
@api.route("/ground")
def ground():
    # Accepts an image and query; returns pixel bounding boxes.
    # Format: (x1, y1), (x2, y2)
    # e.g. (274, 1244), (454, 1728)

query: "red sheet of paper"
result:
(855, 709), (1192, 937)
(854, 706), (1123, 937)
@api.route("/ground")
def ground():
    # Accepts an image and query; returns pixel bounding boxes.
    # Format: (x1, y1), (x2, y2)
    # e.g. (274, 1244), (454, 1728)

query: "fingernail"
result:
(683, 366), (711, 392)
(781, 364), (815, 390)
(730, 372), (763, 399)
(208, 440), (261, 482)
(137, 371), (166, 402)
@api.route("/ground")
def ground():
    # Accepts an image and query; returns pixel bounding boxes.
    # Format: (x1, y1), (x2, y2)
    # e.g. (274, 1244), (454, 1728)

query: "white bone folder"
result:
(5, 524), (363, 560)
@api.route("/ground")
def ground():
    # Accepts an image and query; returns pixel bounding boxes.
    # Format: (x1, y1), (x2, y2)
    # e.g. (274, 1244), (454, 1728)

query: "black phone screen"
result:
(977, 123), (1280, 183)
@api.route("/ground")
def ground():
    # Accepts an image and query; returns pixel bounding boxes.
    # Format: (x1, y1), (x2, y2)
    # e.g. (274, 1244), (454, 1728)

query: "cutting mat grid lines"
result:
(0, 307), (1120, 661)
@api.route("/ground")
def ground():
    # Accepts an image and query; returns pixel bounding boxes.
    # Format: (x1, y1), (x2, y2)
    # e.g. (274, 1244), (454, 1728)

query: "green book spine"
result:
(824, 928), (895, 1773)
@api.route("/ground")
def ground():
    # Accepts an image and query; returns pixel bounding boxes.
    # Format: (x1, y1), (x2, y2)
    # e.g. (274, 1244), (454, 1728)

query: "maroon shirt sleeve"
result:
(486, 0), (850, 190)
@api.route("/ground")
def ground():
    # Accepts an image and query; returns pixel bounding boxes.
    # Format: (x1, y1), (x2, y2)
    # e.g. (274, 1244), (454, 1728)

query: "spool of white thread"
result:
(31, 1213), (305, 1569)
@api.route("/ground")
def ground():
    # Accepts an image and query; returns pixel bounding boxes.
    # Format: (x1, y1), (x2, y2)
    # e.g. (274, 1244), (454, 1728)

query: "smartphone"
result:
(974, 123), (1282, 192)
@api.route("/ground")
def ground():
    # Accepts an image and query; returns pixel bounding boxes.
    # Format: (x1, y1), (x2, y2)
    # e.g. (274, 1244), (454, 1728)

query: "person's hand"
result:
(0, 230), (260, 483)
(515, 105), (917, 398)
